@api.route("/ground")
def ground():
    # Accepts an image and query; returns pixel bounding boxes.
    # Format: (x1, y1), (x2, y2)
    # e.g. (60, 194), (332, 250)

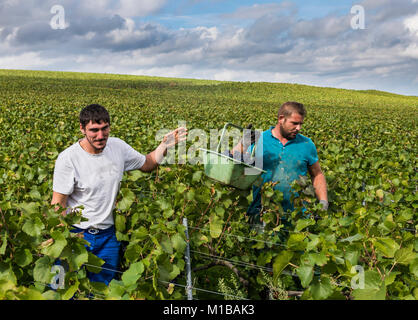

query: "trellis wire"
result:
(191, 249), (275, 273)
(190, 250), (352, 290)
(188, 225), (288, 248)
(158, 280), (249, 300)
(27, 194), (415, 299)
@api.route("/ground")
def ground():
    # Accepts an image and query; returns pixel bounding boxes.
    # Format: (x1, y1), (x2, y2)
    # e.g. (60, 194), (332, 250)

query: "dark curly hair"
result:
(79, 104), (110, 129)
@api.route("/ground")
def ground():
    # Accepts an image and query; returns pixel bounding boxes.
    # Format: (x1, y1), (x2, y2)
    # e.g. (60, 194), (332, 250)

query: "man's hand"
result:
(161, 127), (188, 150)
(230, 124), (257, 156)
(242, 124), (256, 149)
(141, 127), (188, 172)
(319, 200), (329, 211)
(51, 192), (68, 214)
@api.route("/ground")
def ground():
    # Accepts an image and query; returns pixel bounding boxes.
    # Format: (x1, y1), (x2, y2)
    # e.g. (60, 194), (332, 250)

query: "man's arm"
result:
(140, 127), (187, 173)
(230, 141), (244, 154)
(228, 124), (256, 155)
(51, 191), (68, 214)
(308, 161), (328, 207)
(139, 143), (167, 173)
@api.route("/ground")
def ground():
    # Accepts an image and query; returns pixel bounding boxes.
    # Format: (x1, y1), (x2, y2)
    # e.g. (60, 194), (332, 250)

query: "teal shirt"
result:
(248, 126), (319, 215)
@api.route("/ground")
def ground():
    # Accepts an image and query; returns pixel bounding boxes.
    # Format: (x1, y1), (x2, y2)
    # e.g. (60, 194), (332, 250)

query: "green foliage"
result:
(0, 69), (416, 300)
(218, 274), (246, 300)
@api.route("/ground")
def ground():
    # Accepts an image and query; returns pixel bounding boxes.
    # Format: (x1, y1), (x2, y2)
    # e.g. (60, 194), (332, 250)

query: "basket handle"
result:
(216, 123), (244, 153)
(216, 123), (258, 158)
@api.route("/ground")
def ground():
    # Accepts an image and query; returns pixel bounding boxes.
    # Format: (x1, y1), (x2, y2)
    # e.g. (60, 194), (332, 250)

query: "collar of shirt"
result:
(268, 126), (300, 147)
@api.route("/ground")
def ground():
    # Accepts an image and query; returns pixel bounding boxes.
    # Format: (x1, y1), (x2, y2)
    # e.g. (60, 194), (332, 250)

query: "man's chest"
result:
(72, 155), (124, 191)
(263, 143), (308, 169)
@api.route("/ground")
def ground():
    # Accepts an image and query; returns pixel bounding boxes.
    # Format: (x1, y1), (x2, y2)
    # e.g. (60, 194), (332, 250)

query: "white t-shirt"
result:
(53, 137), (146, 229)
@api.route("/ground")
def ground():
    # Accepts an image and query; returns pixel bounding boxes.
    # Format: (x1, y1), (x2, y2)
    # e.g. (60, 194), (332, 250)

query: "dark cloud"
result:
(0, 0), (417, 95)
(70, 15), (126, 36)
(289, 15), (351, 39)
(363, 0), (418, 22)
(245, 13), (294, 43)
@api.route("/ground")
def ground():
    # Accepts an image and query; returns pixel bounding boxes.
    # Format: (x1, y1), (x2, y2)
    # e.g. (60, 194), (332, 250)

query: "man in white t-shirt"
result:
(51, 104), (187, 285)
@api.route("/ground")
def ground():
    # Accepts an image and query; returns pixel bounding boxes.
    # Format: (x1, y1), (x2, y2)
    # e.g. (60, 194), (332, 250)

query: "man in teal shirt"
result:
(234, 101), (328, 217)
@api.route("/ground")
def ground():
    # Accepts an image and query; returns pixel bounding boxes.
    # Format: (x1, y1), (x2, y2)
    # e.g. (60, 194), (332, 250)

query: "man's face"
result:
(278, 112), (304, 140)
(80, 121), (110, 152)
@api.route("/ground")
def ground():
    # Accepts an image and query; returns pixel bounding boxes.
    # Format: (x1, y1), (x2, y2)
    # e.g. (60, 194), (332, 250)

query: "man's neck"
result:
(79, 138), (103, 155)
(272, 126), (289, 146)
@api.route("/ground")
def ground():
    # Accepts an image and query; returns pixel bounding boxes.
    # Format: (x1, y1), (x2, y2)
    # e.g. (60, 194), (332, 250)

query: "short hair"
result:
(278, 101), (306, 119)
(79, 104), (110, 129)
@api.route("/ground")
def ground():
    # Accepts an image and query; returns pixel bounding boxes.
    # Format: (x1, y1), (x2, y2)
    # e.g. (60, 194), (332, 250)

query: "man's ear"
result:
(80, 123), (86, 135)
(278, 115), (285, 125)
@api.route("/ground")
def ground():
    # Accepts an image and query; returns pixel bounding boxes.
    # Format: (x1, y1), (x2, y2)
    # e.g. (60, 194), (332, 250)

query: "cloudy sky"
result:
(1, 0), (417, 96)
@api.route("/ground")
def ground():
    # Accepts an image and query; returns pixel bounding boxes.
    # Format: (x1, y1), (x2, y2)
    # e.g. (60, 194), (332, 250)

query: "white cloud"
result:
(84, 32), (96, 41)
(0, 52), (55, 69)
(404, 13), (418, 36)
(211, 69), (299, 83)
(196, 26), (218, 41)
(210, 27), (244, 51)
(5, 26), (18, 43)
(115, 0), (168, 18)
(402, 44), (418, 59)
(131, 65), (193, 78)
(400, 13), (418, 59)
(107, 18), (136, 43)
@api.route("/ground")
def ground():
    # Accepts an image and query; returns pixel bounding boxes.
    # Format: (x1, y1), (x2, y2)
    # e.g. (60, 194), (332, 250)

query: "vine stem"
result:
(197, 260), (249, 288)
(0, 208), (14, 257)
(362, 240), (384, 280)
(190, 198), (215, 236)
(362, 241), (373, 269)
(364, 228), (384, 280)
(215, 209), (234, 251)
(198, 244), (249, 288)
(179, 199), (191, 221)
(0, 208), (8, 233)
(386, 261), (397, 279)
(155, 166), (160, 183)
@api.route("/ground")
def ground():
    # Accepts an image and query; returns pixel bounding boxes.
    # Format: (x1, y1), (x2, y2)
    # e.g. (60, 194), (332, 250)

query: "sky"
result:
(0, 0), (417, 96)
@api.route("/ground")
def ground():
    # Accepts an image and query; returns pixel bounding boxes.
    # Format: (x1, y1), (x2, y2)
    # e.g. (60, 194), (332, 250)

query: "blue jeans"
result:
(71, 225), (121, 285)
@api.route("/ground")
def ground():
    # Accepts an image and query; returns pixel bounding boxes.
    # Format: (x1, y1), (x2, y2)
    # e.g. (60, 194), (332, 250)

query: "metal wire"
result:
(24, 201), (410, 300)
(191, 249), (274, 273)
(84, 263), (124, 274)
(190, 250), (352, 290)
(23, 281), (107, 300)
(188, 225), (288, 248)
(158, 280), (249, 300)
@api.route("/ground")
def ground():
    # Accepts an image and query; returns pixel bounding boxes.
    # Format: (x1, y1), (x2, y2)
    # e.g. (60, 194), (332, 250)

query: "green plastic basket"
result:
(199, 123), (265, 190)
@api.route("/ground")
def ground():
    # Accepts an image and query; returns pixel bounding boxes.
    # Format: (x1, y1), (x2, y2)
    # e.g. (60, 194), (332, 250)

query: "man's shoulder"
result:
(264, 127), (274, 135)
(57, 141), (81, 159)
(107, 137), (123, 143)
(106, 137), (130, 149)
(107, 137), (141, 157)
(296, 133), (314, 143)
(260, 127), (274, 140)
